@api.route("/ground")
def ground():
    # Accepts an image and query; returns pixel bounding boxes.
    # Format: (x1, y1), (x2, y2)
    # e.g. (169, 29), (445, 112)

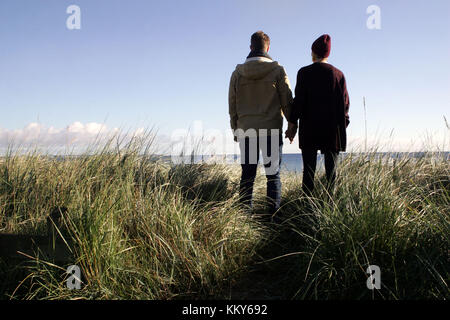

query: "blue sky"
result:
(0, 0), (449, 153)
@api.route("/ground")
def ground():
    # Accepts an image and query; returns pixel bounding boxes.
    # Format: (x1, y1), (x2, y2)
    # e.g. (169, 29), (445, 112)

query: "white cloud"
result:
(0, 121), (448, 156)
(0, 122), (146, 154)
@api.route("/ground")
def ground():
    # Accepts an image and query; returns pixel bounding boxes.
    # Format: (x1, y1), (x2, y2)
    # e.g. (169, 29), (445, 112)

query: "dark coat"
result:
(289, 62), (350, 153)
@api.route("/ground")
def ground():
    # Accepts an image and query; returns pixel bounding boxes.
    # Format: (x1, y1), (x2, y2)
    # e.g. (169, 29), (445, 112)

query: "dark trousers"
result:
(301, 148), (338, 196)
(239, 134), (282, 212)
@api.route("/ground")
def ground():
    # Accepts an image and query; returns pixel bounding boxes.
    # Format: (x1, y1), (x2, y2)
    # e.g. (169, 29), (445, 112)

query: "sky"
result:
(0, 0), (449, 154)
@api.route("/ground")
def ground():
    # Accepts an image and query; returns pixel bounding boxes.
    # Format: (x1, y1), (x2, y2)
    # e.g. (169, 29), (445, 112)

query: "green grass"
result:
(278, 152), (449, 299)
(0, 137), (448, 300)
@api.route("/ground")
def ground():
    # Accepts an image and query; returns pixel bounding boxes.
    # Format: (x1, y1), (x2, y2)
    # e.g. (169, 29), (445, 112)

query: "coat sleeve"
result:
(340, 74), (350, 127)
(289, 68), (307, 124)
(228, 71), (238, 132)
(276, 66), (294, 123)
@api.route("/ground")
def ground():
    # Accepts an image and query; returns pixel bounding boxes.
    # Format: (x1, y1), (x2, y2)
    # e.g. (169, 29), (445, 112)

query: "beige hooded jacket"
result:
(228, 57), (293, 137)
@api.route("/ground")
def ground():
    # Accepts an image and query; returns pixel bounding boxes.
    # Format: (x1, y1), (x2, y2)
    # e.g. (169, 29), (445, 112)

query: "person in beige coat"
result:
(228, 31), (297, 216)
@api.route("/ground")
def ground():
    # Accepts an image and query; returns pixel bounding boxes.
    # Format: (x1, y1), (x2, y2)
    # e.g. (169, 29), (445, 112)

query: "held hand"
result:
(285, 130), (295, 143)
(285, 122), (297, 144)
(284, 129), (293, 143)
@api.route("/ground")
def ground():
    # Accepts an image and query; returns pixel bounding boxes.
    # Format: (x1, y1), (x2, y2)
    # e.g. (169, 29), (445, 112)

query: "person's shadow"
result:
(227, 186), (317, 299)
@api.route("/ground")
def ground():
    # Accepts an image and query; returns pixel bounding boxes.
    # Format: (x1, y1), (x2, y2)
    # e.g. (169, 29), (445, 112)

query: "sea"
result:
(163, 152), (450, 173)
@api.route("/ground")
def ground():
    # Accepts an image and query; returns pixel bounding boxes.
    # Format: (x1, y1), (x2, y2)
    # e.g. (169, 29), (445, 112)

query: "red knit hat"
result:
(311, 34), (331, 58)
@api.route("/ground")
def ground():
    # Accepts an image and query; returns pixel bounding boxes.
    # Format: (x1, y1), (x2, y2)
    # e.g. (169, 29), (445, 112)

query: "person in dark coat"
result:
(286, 34), (350, 196)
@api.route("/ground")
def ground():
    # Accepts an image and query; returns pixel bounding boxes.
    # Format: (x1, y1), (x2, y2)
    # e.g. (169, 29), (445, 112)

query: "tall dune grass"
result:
(0, 136), (448, 299)
(279, 151), (449, 299)
(0, 137), (265, 299)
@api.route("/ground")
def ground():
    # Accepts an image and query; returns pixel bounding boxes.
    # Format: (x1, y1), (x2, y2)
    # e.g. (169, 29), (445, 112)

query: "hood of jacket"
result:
(235, 60), (280, 80)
